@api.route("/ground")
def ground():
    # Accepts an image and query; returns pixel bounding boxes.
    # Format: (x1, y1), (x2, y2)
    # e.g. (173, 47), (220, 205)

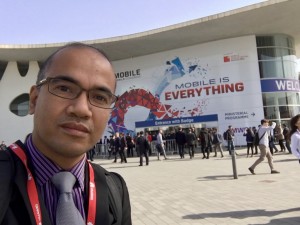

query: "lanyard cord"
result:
(9, 143), (96, 225)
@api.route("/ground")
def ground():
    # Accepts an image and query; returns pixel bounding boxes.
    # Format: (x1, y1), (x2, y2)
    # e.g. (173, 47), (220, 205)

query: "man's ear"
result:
(28, 86), (38, 115)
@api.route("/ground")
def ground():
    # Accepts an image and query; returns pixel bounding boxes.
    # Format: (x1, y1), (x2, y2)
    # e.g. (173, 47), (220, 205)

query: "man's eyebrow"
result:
(52, 75), (114, 94)
(52, 75), (77, 83)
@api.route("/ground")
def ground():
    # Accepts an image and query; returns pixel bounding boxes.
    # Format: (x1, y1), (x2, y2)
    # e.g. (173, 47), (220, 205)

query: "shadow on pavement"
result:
(197, 173), (257, 181)
(182, 207), (300, 221)
(251, 216), (300, 225)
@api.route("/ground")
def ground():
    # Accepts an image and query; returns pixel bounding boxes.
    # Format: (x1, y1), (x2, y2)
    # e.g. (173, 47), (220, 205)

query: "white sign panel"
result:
(109, 35), (264, 145)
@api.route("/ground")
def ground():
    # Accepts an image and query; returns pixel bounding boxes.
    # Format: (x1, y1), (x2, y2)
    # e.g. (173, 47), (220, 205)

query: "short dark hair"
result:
(261, 119), (269, 125)
(139, 131), (144, 135)
(37, 42), (111, 84)
(290, 114), (300, 137)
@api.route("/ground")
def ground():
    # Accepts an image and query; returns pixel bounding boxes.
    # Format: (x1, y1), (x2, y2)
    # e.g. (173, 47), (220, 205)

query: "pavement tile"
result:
(95, 148), (300, 225)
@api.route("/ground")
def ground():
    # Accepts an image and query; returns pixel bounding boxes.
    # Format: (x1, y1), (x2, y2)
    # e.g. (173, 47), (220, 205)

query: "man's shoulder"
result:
(0, 149), (11, 160)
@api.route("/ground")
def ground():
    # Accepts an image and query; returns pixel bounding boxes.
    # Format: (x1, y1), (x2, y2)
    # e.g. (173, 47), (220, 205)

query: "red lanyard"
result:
(9, 143), (96, 225)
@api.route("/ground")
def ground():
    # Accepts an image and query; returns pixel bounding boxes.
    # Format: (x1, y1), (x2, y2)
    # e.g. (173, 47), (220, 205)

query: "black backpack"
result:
(254, 130), (266, 146)
(223, 131), (228, 140)
(0, 149), (123, 224)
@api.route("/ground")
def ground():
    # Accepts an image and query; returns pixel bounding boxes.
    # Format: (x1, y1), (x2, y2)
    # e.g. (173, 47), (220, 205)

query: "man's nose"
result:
(67, 91), (93, 118)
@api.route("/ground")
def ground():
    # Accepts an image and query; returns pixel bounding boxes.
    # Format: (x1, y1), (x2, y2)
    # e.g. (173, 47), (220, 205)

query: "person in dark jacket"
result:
(136, 131), (149, 166)
(0, 43), (132, 225)
(243, 127), (254, 157)
(186, 128), (197, 159)
(282, 124), (292, 154)
(224, 125), (236, 155)
(125, 133), (134, 157)
(119, 133), (128, 163)
(108, 135), (115, 159)
(175, 127), (186, 158)
(199, 128), (211, 159)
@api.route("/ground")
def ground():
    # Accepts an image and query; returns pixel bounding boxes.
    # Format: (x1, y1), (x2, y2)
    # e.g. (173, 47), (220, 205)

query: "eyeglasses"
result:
(36, 77), (118, 109)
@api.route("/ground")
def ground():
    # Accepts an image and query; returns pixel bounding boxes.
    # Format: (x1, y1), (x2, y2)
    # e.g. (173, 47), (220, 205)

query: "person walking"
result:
(282, 123), (292, 154)
(120, 132), (128, 163)
(126, 133), (134, 157)
(243, 127), (254, 157)
(186, 128), (197, 159)
(248, 119), (280, 175)
(224, 125), (235, 155)
(113, 132), (122, 163)
(156, 129), (168, 160)
(136, 131), (149, 166)
(212, 128), (224, 158)
(199, 128), (210, 159)
(146, 132), (153, 156)
(252, 126), (259, 154)
(108, 135), (115, 159)
(275, 124), (286, 152)
(268, 122), (279, 155)
(175, 127), (186, 159)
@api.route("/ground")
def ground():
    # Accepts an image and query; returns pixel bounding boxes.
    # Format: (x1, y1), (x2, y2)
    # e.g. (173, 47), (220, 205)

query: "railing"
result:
(94, 143), (110, 158)
(94, 139), (204, 158)
(92, 139), (253, 159)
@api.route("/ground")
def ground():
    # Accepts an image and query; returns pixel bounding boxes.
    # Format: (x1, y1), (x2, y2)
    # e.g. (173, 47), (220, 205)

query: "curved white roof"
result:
(0, 0), (299, 61)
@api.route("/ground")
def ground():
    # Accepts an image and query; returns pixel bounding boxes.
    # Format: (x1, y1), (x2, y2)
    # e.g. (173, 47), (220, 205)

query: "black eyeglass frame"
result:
(36, 77), (118, 109)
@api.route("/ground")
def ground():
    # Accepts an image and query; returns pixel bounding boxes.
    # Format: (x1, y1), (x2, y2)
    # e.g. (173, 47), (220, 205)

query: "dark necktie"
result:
(51, 172), (85, 225)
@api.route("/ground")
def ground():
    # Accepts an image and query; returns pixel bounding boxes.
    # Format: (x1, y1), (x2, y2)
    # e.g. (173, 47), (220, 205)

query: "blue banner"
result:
(261, 79), (300, 92)
(135, 114), (218, 128)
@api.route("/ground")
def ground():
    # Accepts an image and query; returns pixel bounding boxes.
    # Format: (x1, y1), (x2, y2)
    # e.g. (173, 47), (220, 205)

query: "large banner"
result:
(109, 35), (264, 145)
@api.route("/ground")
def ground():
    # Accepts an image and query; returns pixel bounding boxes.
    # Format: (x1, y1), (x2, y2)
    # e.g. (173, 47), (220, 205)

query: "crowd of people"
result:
(89, 116), (300, 176)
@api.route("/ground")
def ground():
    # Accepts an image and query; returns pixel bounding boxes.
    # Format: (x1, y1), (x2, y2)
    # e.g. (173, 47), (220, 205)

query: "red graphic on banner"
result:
(108, 89), (179, 132)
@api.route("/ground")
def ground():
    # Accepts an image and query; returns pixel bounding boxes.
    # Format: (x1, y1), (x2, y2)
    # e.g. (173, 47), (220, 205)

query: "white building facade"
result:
(0, 34), (299, 145)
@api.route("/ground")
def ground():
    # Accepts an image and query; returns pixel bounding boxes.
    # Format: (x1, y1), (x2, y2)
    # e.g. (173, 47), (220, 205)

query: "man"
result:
(248, 119), (280, 175)
(268, 121), (279, 155)
(185, 128), (197, 159)
(136, 131), (149, 166)
(224, 125), (235, 155)
(156, 129), (168, 160)
(175, 127), (186, 159)
(282, 124), (292, 153)
(146, 132), (153, 155)
(199, 128), (211, 159)
(119, 133), (128, 163)
(211, 128), (224, 158)
(0, 43), (131, 225)
(103, 135), (109, 154)
(125, 133), (134, 157)
(252, 126), (259, 154)
(108, 135), (115, 159)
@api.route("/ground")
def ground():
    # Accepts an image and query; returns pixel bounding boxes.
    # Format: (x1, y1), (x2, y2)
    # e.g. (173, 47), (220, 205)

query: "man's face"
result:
(29, 47), (116, 160)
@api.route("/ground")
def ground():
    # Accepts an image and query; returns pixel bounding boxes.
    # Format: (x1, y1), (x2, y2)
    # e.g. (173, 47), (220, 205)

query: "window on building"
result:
(0, 61), (8, 81)
(17, 61), (29, 77)
(9, 93), (29, 117)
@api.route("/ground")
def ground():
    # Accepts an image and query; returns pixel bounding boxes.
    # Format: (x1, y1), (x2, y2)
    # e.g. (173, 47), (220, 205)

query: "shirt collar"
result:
(25, 134), (86, 190)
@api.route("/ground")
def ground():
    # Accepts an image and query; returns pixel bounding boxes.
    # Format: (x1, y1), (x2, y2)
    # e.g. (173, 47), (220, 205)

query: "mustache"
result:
(59, 120), (92, 133)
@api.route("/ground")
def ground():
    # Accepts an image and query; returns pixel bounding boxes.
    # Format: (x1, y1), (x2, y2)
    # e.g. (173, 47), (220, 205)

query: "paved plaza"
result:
(95, 149), (300, 225)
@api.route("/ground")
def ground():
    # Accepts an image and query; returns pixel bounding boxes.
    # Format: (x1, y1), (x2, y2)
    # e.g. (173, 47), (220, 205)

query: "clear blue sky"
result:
(0, 0), (266, 45)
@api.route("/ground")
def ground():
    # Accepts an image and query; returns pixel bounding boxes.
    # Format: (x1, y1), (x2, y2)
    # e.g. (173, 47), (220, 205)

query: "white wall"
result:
(0, 62), (39, 144)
